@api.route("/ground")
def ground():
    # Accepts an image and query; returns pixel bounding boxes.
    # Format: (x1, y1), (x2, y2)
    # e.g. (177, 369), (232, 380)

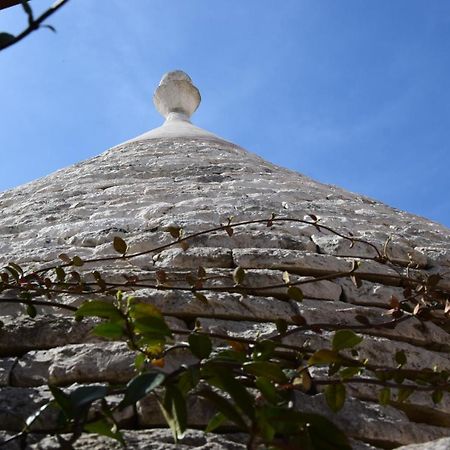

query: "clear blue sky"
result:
(1, 1), (449, 226)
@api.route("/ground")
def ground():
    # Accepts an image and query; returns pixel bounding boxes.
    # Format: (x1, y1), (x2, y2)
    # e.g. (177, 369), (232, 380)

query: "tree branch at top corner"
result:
(0, 0), (70, 51)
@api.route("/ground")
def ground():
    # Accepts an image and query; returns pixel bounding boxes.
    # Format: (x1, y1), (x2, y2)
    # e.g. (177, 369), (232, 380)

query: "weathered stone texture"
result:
(0, 135), (449, 449)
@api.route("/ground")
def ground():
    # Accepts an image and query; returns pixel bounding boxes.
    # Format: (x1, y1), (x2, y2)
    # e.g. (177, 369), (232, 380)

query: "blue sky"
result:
(1, 0), (449, 226)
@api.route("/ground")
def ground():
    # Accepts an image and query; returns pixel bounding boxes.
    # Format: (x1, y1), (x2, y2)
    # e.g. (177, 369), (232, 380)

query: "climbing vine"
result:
(0, 215), (449, 449)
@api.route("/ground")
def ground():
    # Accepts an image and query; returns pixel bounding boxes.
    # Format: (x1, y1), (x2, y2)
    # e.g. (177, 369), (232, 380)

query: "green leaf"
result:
(243, 361), (288, 384)
(432, 390), (443, 404)
(76, 300), (122, 321)
(395, 350), (407, 367)
(84, 418), (125, 446)
(134, 353), (146, 370)
(8, 262), (23, 276)
(113, 236), (127, 255)
(233, 267), (245, 285)
(55, 266), (66, 281)
(177, 367), (200, 395)
(251, 340), (276, 361)
(93, 322), (125, 339)
(287, 286), (304, 301)
(302, 413), (351, 450)
(308, 349), (342, 366)
(165, 226), (181, 239)
(72, 256), (84, 267)
(325, 383), (346, 412)
(397, 388), (413, 403)
(188, 333), (212, 359)
(199, 389), (248, 430)
(275, 318), (288, 335)
(131, 303), (172, 338)
(0, 32), (15, 49)
(205, 412), (226, 433)
(332, 329), (363, 352)
(26, 304), (37, 318)
(159, 385), (187, 442)
(70, 385), (108, 416)
(120, 372), (166, 408)
(49, 385), (72, 418)
(255, 377), (281, 405)
(194, 292), (208, 304)
(339, 366), (361, 380)
(379, 387), (391, 405)
(208, 370), (255, 420)
(25, 402), (54, 428)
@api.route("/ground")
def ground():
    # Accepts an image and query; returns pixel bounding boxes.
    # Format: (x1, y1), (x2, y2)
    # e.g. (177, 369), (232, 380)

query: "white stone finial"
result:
(153, 70), (201, 122)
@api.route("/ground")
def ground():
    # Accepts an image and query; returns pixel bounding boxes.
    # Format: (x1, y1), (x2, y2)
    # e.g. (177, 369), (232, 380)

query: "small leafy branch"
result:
(0, 0), (70, 51)
(0, 215), (449, 449)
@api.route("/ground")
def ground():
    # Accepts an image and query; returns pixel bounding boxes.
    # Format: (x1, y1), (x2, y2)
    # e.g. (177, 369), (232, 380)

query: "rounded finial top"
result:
(153, 70), (201, 121)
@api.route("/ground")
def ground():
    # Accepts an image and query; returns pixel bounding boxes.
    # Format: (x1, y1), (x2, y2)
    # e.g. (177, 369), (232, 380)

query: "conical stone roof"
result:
(0, 71), (449, 450)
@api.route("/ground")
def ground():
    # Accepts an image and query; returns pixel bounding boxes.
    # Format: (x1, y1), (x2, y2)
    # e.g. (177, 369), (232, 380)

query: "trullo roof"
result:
(0, 71), (449, 450)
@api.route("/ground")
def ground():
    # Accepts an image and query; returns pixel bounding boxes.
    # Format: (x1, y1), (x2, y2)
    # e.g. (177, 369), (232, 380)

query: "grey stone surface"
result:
(25, 429), (248, 449)
(396, 437), (450, 450)
(0, 316), (96, 356)
(295, 392), (450, 447)
(11, 342), (136, 387)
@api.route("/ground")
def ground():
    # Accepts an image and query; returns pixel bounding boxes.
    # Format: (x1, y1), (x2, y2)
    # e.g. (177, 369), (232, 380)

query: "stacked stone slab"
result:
(0, 72), (449, 449)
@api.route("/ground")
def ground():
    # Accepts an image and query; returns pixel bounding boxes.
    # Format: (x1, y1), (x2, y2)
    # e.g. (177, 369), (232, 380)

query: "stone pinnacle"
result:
(153, 70), (201, 122)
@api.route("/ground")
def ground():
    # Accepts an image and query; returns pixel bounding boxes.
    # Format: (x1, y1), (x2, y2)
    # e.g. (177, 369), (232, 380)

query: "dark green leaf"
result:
(55, 266), (66, 281)
(287, 286), (304, 301)
(233, 267), (245, 285)
(325, 383), (346, 412)
(25, 402), (53, 428)
(332, 329), (363, 352)
(308, 349), (342, 366)
(379, 387), (391, 405)
(49, 386), (72, 418)
(397, 388), (413, 403)
(432, 390), (443, 404)
(70, 385), (108, 416)
(199, 388), (248, 430)
(165, 226), (181, 239)
(188, 333), (212, 359)
(8, 262), (23, 276)
(255, 377), (281, 404)
(208, 370), (255, 420)
(76, 300), (122, 321)
(84, 418), (125, 446)
(41, 24), (56, 33)
(302, 413), (351, 450)
(205, 412), (226, 433)
(339, 366), (361, 380)
(120, 372), (166, 408)
(275, 318), (288, 335)
(243, 361), (288, 383)
(26, 304), (37, 318)
(159, 385), (187, 442)
(72, 256), (84, 267)
(93, 322), (125, 339)
(395, 350), (407, 367)
(194, 292), (208, 304)
(113, 236), (127, 255)
(130, 303), (171, 337)
(177, 367), (200, 395)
